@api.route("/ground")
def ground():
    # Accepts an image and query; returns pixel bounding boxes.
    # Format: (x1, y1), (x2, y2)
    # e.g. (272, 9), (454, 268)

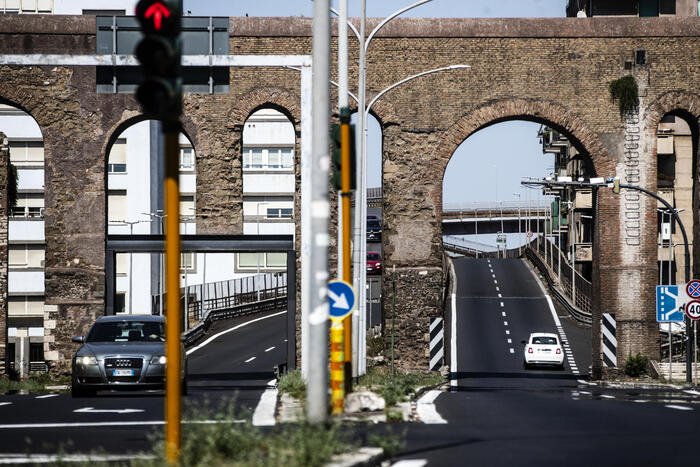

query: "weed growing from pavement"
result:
(359, 364), (444, 407)
(136, 401), (354, 467)
(0, 373), (70, 394)
(277, 369), (306, 401)
(624, 353), (649, 377)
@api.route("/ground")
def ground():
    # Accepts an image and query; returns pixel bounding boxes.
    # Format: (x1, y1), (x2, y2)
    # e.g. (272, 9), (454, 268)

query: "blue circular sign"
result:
(328, 280), (356, 321)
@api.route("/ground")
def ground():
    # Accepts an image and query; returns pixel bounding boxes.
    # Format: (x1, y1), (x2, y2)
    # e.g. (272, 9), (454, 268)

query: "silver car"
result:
(71, 315), (187, 397)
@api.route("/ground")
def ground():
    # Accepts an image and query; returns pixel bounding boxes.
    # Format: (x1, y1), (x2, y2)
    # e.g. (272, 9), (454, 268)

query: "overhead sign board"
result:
(656, 285), (685, 322)
(328, 280), (356, 322)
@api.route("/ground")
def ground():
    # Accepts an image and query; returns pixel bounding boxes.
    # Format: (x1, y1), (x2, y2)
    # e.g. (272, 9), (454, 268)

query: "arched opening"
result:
(442, 118), (594, 381)
(0, 102), (47, 378)
(656, 111), (697, 363)
(105, 119), (196, 316)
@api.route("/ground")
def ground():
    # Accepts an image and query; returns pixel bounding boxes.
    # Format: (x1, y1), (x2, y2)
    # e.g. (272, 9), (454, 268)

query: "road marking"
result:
(0, 419), (246, 430)
(500, 302), (504, 307)
(245, 357), (256, 363)
(252, 387), (278, 426)
(74, 407), (144, 414)
(391, 460), (428, 467)
(507, 338), (512, 344)
(599, 395), (615, 399)
(505, 330), (510, 335)
(35, 394), (59, 399)
(497, 293), (502, 298)
(187, 310), (286, 355)
(265, 346), (275, 352)
(450, 293), (457, 389)
(665, 404), (693, 411)
(503, 321), (508, 326)
(578, 379), (597, 386)
(509, 348), (514, 354)
(493, 280), (498, 284)
(416, 390), (447, 424)
(683, 390), (700, 396)
(496, 287), (500, 292)
(501, 311), (506, 317)
(0, 454), (156, 464)
(0, 402), (11, 407)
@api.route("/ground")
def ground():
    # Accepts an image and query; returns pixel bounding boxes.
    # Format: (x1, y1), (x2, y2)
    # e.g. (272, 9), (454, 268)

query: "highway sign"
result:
(686, 280), (700, 299)
(656, 285), (685, 322)
(685, 300), (700, 320)
(328, 280), (356, 322)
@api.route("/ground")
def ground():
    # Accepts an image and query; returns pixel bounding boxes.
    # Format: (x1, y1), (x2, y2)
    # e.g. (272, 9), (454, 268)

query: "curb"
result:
(326, 447), (384, 467)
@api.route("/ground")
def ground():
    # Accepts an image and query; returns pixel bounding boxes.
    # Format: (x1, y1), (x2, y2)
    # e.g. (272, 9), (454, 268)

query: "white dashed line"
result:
(498, 293), (502, 298)
(500, 302), (504, 307)
(507, 339), (512, 344)
(492, 274), (496, 278)
(665, 404), (693, 411)
(600, 395), (615, 399)
(496, 287), (500, 292)
(505, 330), (510, 335)
(0, 402), (12, 407)
(684, 390), (700, 396)
(244, 357), (256, 363)
(503, 321), (508, 326)
(509, 348), (514, 354)
(35, 394), (59, 399)
(494, 280), (498, 284)
(265, 346), (275, 352)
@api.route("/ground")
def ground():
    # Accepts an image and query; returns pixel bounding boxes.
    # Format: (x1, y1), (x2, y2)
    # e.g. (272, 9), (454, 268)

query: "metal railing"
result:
(443, 236), (537, 259)
(443, 200), (550, 212)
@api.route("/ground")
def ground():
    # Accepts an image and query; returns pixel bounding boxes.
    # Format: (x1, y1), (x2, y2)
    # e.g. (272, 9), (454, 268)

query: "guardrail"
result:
(443, 237), (536, 259)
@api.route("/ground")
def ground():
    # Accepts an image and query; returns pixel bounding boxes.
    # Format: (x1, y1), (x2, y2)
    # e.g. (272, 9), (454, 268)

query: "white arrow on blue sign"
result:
(656, 285), (685, 322)
(328, 280), (356, 322)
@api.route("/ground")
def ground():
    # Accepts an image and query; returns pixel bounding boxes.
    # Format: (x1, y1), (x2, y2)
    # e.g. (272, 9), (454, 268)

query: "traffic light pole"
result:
(163, 126), (182, 462)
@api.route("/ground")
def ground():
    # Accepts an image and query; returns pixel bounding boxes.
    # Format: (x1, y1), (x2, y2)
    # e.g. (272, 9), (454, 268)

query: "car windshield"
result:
(367, 253), (381, 261)
(367, 220), (381, 228)
(532, 336), (558, 345)
(86, 321), (165, 343)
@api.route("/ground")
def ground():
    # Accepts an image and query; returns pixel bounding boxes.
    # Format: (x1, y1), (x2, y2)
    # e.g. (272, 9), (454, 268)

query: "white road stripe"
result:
(505, 330), (510, 335)
(35, 394), (59, 399)
(498, 293), (502, 298)
(500, 302), (504, 307)
(252, 388), (278, 426)
(683, 390), (700, 396)
(507, 339), (512, 344)
(450, 293), (457, 388)
(492, 274), (496, 278)
(665, 404), (693, 411)
(496, 287), (500, 292)
(416, 390), (447, 424)
(494, 280), (498, 284)
(0, 402), (12, 407)
(0, 454), (155, 464)
(0, 419), (246, 429)
(503, 321), (508, 326)
(265, 346), (275, 352)
(187, 311), (287, 355)
(502, 312), (506, 317)
(245, 357), (256, 363)
(391, 460), (428, 467)
(509, 348), (514, 354)
(600, 395), (615, 399)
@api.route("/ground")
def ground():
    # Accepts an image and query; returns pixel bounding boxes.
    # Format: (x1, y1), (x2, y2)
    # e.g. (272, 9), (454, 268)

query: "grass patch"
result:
(624, 353), (649, 377)
(358, 365), (444, 407)
(277, 369), (306, 401)
(0, 373), (70, 394)
(136, 402), (354, 467)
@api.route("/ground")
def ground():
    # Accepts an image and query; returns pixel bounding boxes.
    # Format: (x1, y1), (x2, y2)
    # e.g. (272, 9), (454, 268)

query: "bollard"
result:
(330, 322), (345, 414)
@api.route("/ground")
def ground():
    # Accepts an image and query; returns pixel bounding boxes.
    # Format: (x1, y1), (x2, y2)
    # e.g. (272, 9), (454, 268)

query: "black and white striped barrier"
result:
(602, 313), (617, 367)
(430, 317), (444, 371)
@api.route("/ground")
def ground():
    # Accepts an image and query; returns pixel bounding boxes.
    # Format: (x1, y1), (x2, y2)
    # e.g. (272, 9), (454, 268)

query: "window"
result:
(108, 138), (126, 173)
(11, 193), (44, 218)
(116, 253), (128, 276)
(266, 207), (293, 219)
(660, 0), (676, 15)
(236, 252), (287, 271)
(180, 195), (195, 218)
(108, 190), (127, 222)
(8, 297), (44, 316)
(29, 342), (44, 363)
(9, 140), (43, 165)
(180, 147), (194, 171)
(8, 245), (44, 268)
(242, 147), (294, 170)
(180, 252), (195, 272)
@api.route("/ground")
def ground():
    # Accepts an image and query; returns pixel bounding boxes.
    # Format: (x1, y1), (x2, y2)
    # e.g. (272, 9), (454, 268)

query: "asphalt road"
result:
(0, 310), (287, 457)
(390, 257), (700, 466)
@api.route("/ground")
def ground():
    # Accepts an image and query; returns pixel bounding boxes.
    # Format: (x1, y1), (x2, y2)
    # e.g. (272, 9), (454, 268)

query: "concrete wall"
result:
(1, 15), (700, 373)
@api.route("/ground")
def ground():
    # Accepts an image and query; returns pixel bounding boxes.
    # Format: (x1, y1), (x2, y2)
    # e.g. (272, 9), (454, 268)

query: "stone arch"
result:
(230, 87), (301, 129)
(432, 98), (614, 215)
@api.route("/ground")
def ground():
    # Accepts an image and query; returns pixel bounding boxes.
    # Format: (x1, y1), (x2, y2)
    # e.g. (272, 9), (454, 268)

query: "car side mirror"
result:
(72, 336), (84, 344)
(520, 340), (526, 344)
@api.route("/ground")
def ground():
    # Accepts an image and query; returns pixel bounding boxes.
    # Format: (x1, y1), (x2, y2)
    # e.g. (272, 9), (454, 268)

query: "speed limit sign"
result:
(685, 300), (700, 320)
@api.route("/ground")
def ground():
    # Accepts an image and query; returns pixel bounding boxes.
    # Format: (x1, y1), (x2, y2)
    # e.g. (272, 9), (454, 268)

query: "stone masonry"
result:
(2, 15), (700, 373)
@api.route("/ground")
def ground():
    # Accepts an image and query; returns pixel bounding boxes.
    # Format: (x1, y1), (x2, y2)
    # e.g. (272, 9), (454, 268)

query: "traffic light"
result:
(135, 0), (182, 120)
(330, 122), (356, 191)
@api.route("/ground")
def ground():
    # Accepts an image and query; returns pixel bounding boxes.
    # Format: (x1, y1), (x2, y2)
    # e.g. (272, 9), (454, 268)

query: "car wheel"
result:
(523, 360), (529, 370)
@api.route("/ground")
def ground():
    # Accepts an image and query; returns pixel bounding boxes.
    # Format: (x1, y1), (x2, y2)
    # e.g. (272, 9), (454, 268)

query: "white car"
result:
(522, 332), (564, 370)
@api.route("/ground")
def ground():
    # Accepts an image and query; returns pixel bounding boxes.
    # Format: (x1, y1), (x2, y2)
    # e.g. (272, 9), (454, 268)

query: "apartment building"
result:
(566, 0), (698, 17)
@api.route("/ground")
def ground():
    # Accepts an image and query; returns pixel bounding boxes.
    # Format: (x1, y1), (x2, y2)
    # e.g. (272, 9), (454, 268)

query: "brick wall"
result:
(2, 15), (700, 372)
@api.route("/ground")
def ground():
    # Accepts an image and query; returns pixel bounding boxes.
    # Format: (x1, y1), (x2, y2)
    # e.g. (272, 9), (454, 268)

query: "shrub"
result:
(609, 75), (639, 117)
(624, 353), (648, 377)
(278, 369), (306, 401)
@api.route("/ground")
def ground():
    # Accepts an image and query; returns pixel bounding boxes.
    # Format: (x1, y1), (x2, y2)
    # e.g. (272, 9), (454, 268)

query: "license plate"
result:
(112, 369), (134, 376)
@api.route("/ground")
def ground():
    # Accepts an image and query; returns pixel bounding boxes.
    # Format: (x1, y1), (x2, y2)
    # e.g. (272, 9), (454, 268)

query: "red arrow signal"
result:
(144, 1), (171, 31)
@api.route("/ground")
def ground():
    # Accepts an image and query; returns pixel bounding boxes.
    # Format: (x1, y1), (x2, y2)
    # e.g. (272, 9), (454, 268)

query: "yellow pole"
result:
(330, 321), (344, 414)
(340, 115), (353, 393)
(164, 129), (181, 463)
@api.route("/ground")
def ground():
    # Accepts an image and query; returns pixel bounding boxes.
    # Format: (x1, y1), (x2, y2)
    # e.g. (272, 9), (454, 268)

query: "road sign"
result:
(686, 280), (700, 299)
(685, 300), (700, 320)
(656, 285), (685, 322)
(328, 280), (356, 322)
(526, 230), (533, 238)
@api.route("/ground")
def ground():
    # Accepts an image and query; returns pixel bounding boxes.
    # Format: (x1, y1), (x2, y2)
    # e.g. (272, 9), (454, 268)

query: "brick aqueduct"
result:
(1, 15), (700, 377)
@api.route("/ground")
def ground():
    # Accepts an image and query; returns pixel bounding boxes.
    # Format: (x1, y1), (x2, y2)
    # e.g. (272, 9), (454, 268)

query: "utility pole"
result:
(307, 0), (330, 423)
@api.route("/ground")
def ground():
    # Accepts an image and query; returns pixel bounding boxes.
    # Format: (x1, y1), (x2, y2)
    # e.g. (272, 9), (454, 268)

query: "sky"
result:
(182, 1), (567, 205)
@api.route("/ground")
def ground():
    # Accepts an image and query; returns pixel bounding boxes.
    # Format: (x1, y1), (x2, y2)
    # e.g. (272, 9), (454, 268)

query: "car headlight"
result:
(77, 355), (97, 366)
(150, 355), (166, 365)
